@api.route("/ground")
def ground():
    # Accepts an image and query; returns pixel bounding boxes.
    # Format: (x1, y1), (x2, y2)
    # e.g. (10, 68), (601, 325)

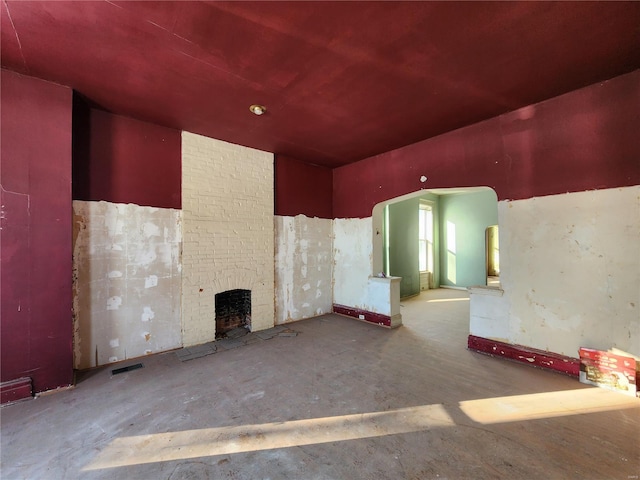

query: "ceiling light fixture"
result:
(249, 104), (266, 115)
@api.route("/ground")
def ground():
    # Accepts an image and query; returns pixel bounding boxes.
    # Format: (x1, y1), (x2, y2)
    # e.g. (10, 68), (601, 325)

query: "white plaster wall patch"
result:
(106, 296), (122, 310)
(333, 217), (373, 309)
(142, 222), (161, 238)
(105, 216), (124, 237)
(473, 186), (640, 357)
(135, 248), (157, 267)
(275, 215), (333, 325)
(145, 275), (158, 288)
(141, 306), (155, 322)
(72, 200), (182, 369)
(276, 216), (297, 321)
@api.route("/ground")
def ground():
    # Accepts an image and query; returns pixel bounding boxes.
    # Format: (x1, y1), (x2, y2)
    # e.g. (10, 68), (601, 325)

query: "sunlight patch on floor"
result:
(460, 387), (639, 424)
(83, 403), (454, 470)
(83, 386), (639, 471)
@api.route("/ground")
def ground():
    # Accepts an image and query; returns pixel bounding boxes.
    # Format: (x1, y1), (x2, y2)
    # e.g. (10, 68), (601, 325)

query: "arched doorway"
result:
(372, 186), (499, 298)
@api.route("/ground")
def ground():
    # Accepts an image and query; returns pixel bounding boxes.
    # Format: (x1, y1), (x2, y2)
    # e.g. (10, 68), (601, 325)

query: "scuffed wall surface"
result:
(182, 132), (275, 346)
(1, 69), (74, 392)
(485, 186), (639, 357)
(333, 218), (373, 309)
(275, 215), (332, 324)
(73, 201), (182, 369)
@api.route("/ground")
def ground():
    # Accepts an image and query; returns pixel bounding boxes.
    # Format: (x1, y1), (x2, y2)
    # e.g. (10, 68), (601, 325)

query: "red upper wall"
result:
(275, 155), (333, 219)
(73, 107), (181, 209)
(333, 71), (640, 218)
(1, 69), (74, 393)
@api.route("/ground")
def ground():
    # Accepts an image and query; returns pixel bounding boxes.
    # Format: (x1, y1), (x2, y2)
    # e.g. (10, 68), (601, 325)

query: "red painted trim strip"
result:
(468, 335), (580, 377)
(333, 304), (391, 327)
(1, 377), (33, 405)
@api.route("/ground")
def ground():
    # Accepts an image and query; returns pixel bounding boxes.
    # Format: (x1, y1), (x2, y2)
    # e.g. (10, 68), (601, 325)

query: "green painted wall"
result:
(387, 197), (420, 298)
(384, 188), (496, 294)
(439, 190), (498, 288)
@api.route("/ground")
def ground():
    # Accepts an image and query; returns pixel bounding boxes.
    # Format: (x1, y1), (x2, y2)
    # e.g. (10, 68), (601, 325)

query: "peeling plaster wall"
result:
(73, 201), (182, 369)
(181, 132), (274, 347)
(333, 218), (373, 310)
(275, 215), (333, 324)
(471, 186), (640, 357)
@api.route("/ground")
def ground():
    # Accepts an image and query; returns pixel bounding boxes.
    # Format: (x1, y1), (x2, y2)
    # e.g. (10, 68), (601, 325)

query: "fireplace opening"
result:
(215, 289), (251, 338)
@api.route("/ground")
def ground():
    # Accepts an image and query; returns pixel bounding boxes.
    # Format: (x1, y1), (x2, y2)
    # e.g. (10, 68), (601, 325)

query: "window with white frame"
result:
(418, 204), (433, 272)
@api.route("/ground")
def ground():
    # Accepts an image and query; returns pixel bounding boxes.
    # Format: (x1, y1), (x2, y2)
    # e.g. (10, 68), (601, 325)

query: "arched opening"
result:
(372, 186), (499, 298)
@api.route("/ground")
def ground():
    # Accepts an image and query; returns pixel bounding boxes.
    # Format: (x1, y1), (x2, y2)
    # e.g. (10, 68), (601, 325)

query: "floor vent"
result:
(111, 363), (144, 376)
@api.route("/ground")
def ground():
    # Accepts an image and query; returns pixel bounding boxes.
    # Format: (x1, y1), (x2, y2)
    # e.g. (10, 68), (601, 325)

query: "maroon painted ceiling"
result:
(2, 1), (639, 168)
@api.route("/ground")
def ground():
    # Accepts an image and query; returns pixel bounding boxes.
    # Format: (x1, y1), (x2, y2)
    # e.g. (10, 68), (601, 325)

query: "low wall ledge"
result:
(468, 285), (504, 297)
(369, 275), (402, 283)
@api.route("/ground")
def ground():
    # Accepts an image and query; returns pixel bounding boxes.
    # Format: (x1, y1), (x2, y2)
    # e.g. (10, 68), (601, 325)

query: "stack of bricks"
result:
(181, 132), (275, 347)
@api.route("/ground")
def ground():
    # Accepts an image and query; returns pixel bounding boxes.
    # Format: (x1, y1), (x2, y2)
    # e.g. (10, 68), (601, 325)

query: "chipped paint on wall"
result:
(73, 200), (182, 369)
(275, 215), (332, 324)
(106, 296), (122, 310)
(333, 218), (373, 310)
(332, 217), (401, 323)
(141, 307), (155, 322)
(470, 186), (639, 357)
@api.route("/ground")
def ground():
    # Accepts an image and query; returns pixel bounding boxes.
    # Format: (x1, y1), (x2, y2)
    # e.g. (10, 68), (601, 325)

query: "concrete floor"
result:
(2, 288), (639, 479)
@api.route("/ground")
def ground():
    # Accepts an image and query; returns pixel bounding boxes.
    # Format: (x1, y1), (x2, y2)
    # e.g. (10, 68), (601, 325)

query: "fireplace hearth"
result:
(215, 289), (251, 338)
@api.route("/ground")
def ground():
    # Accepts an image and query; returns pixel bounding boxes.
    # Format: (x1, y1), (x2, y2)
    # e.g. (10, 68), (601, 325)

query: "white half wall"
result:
(471, 186), (639, 357)
(333, 217), (373, 309)
(181, 132), (274, 347)
(72, 201), (182, 369)
(275, 215), (333, 324)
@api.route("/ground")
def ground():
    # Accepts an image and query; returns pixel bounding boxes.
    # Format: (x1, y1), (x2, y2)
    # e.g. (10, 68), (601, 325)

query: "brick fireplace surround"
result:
(181, 132), (275, 347)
